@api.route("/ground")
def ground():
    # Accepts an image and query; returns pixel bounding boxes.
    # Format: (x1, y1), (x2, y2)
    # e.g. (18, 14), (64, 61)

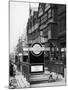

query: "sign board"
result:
(32, 43), (42, 54)
(29, 43), (44, 73)
(31, 43), (43, 56)
(31, 65), (43, 72)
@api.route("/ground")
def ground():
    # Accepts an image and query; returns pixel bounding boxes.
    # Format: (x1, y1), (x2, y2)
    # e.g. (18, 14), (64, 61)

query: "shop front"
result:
(44, 39), (65, 77)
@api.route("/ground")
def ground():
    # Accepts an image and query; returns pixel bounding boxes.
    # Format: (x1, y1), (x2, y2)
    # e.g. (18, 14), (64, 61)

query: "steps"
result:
(30, 73), (50, 81)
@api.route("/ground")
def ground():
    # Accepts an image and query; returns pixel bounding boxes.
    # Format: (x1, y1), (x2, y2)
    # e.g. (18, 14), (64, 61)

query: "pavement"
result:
(9, 70), (30, 89)
(31, 79), (66, 88)
(30, 67), (66, 88)
(9, 67), (66, 88)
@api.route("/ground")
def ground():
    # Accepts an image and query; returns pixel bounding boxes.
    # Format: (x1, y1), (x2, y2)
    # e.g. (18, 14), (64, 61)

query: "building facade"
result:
(27, 9), (40, 47)
(27, 3), (66, 65)
(27, 4), (66, 58)
(55, 4), (66, 65)
(38, 3), (58, 47)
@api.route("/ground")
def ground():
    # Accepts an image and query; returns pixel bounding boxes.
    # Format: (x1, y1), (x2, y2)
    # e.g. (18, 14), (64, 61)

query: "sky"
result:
(10, 1), (39, 53)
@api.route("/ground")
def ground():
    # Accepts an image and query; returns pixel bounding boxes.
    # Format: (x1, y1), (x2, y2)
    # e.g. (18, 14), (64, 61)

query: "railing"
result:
(22, 62), (30, 82)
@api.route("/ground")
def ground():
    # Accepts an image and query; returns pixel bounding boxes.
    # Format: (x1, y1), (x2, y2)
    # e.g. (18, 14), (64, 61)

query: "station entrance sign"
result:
(29, 43), (44, 73)
(31, 43), (43, 56)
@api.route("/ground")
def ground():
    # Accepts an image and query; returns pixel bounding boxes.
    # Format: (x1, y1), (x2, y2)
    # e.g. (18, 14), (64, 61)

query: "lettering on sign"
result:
(31, 65), (43, 72)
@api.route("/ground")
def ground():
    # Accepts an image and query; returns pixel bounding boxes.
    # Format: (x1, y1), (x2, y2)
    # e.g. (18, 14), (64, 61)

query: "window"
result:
(23, 56), (28, 62)
(45, 4), (50, 11)
(44, 51), (50, 60)
(40, 31), (43, 36)
(41, 13), (47, 20)
(41, 13), (47, 23)
(61, 47), (66, 65)
(46, 4), (50, 8)
(39, 6), (43, 17)
(59, 17), (66, 33)
(48, 9), (52, 18)
(45, 4), (50, 9)
(43, 30), (48, 38)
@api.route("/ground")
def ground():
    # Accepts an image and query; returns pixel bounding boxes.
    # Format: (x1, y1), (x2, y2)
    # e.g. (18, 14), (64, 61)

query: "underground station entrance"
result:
(29, 43), (45, 83)
(15, 42), (64, 85)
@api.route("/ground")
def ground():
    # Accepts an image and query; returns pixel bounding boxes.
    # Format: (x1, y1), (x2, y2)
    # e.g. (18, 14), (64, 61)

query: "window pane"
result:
(48, 9), (52, 18)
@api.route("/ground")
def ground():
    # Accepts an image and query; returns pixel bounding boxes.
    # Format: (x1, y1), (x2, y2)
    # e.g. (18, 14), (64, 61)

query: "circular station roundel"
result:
(31, 43), (43, 56)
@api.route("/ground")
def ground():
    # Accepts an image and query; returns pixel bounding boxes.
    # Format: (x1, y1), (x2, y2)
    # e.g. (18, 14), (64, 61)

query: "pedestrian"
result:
(13, 64), (17, 76)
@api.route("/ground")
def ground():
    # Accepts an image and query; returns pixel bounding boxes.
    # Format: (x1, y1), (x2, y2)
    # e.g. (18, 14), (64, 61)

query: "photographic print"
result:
(9, 0), (66, 89)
